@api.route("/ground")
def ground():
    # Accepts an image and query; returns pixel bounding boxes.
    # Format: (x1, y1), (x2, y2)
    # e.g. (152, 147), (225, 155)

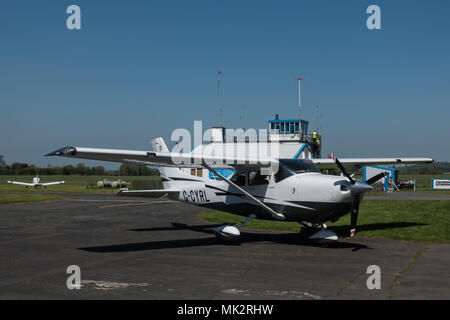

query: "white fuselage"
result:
(162, 170), (357, 224)
(32, 177), (41, 186)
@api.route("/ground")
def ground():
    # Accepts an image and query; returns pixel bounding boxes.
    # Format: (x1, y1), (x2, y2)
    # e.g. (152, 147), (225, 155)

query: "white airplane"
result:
(7, 175), (65, 189)
(46, 138), (433, 243)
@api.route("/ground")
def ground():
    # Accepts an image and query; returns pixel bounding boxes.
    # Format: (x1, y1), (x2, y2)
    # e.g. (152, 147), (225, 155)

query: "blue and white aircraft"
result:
(46, 138), (433, 242)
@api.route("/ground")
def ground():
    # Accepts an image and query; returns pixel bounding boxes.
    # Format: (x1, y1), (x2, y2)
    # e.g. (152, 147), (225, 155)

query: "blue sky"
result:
(0, 0), (449, 168)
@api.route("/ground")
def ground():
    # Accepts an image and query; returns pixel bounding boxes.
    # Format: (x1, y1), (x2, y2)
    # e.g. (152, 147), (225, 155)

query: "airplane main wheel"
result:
(214, 225), (241, 243)
(308, 229), (338, 244)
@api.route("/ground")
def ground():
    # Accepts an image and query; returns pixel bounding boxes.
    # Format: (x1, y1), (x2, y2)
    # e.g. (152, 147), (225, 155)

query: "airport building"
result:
(363, 165), (399, 191)
(183, 114), (322, 179)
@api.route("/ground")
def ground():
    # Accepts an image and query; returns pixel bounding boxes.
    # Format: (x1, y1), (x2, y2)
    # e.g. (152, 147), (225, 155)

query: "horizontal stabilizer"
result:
(114, 188), (180, 198)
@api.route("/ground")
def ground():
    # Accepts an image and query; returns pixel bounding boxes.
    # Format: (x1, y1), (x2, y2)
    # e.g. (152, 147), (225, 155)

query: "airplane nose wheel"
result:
(214, 214), (256, 243)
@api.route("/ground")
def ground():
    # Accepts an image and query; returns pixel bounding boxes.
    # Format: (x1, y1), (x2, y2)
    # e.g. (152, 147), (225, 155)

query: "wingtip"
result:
(114, 188), (129, 196)
(44, 146), (77, 157)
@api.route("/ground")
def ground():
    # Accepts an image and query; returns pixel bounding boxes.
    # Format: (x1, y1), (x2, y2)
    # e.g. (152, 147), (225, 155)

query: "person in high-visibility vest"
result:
(312, 131), (319, 148)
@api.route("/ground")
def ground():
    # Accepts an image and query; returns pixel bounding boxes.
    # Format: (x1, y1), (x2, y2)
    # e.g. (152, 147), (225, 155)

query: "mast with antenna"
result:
(295, 76), (304, 138)
(315, 105), (323, 131)
(216, 69), (223, 126)
(240, 106), (246, 129)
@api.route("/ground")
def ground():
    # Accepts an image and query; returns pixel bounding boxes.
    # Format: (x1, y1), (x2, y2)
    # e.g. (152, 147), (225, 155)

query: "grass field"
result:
(0, 175), (161, 194)
(0, 193), (62, 205)
(199, 200), (450, 243)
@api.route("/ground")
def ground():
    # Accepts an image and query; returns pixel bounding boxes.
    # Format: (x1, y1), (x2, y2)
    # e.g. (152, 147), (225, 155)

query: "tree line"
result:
(397, 162), (450, 175)
(0, 155), (159, 176)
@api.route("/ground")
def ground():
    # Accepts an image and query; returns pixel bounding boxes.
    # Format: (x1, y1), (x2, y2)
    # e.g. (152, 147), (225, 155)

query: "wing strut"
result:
(203, 163), (285, 221)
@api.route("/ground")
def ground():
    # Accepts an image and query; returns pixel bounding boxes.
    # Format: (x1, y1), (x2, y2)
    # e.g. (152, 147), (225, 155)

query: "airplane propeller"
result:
(365, 172), (386, 185)
(334, 159), (388, 237)
(348, 173), (385, 237)
(335, 158), (356, 184)
(334, 157), (376, 237)
(350, 194), (360, 237)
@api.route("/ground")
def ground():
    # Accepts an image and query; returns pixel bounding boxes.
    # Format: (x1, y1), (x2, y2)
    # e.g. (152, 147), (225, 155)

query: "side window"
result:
(231, 172), (246, 186)
(248, 171), (269, 185)
(191, 168), (203, 177)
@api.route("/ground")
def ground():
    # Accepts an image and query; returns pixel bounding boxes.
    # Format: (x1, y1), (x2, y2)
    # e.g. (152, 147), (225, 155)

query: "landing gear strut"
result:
(214, 214), (256, 242)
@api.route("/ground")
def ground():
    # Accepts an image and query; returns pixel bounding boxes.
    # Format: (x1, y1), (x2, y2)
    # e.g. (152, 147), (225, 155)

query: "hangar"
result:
(363, 165), (399, 191)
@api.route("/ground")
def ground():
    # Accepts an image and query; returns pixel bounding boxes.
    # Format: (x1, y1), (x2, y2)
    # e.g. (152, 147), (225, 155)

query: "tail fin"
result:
(151, 137), (185, 189)
(151, 137), (169, 153)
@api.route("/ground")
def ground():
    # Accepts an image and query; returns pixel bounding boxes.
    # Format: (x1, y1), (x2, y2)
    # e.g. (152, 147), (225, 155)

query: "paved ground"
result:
(0, 193), (449, 299)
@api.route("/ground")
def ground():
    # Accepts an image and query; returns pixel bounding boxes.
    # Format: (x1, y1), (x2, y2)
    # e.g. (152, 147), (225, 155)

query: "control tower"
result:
(268, 114), (322, 158)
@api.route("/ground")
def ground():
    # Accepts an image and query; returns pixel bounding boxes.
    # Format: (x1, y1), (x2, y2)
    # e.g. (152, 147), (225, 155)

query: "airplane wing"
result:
(46, 146), (285, 217)
(46, 147), (434, 172)
(41, 181), (65, 186)
(312, 158), (434, 170)
(115, 188), (180, 198)
(7, 181), (34, 186)
(45, 146), (275, 170)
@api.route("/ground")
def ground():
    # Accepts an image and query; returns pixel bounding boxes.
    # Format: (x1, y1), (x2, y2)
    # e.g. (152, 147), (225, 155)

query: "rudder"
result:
(151, 137), (185, 189)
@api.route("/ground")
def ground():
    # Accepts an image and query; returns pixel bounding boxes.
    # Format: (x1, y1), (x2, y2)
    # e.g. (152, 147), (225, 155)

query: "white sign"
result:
(432, 179), (450, 190)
